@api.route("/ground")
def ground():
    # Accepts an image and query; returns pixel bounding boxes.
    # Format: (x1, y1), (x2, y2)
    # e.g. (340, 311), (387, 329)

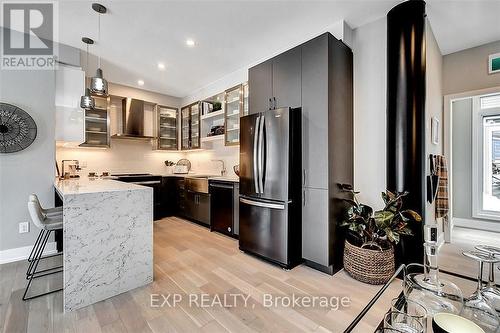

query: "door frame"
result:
(443, 85), (500, 242)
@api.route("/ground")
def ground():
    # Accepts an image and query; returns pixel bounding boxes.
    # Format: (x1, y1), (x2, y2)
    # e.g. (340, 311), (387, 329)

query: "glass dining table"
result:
(343, 264), (490, 333)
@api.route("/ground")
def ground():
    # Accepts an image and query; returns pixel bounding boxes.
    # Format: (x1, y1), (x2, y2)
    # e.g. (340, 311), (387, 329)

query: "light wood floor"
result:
(1, 217), (406, 333)
(440, 227), (500, 280)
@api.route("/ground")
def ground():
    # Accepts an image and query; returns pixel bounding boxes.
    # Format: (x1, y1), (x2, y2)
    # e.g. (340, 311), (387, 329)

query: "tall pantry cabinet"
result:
(248, 32), (353, 275)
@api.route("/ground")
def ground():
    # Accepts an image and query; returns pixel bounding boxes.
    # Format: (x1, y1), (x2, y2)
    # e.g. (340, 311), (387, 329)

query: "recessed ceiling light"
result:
(186, 39), (195, 47)
(157, 62), (165, 70)
(137, 80), (144, 86)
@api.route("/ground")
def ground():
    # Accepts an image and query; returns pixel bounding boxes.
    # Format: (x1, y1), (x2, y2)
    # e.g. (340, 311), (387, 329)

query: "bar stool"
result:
(23, 199), (63, 301)
(26, 194), (62, 269)
(461, 251), (500, 331)
(476, 245), (500, 313)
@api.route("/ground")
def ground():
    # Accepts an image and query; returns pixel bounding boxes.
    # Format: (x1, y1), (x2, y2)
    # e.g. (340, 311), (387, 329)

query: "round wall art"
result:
(0, 102), (37, 153)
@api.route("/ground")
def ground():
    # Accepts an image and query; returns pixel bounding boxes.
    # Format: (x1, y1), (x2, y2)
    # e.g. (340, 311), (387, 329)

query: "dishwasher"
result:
(209, 181), (234, 236)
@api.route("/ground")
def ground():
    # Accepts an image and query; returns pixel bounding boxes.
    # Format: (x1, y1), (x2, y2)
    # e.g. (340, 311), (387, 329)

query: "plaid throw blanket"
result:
(434, 155), (449, 218)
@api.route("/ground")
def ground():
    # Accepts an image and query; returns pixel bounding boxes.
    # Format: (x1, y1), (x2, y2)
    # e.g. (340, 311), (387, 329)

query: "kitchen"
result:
(2, 1), (500, 332)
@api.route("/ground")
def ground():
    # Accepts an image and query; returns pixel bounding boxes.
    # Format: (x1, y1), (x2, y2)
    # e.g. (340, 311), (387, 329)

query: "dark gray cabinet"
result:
(300, 33), (353, 275)
(302, 188), (329, 266)
(272, 47), (302, 109)
(248, 47), (301, 114)
(302, 35), (329, 190)
(248, 60), (272, 114)
(185, 190), (210, 226)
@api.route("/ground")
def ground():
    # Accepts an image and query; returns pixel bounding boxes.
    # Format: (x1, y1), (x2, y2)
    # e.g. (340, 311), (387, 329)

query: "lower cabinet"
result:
(302, 187), (329, 267)
(185, 190), (210, 226)
(175, 178), (186, 216)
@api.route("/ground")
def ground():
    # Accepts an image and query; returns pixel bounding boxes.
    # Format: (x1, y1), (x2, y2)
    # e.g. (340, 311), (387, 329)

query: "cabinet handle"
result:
(303, 169), (306, 186)
(303, 190), (306, 207)
(273, 97), (276, 110)
(268, 98), (272, 110)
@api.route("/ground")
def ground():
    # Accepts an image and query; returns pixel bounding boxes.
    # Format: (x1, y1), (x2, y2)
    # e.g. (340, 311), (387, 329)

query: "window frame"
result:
(472, 95), (500, 221)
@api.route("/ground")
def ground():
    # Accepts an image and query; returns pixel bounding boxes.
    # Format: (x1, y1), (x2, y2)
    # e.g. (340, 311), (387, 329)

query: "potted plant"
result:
(339, 184), (422, 285)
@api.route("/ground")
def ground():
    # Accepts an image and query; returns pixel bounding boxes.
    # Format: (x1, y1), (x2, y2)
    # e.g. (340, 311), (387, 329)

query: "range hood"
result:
(112, 98), (155, 139)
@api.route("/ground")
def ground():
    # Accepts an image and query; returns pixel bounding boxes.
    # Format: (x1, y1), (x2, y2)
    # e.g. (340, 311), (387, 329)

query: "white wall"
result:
(425, 21), (444, 225)
(352, 18), (387, 209)
(0, 29), (56, 252)
(56, 140), (183, 176)
(181, 20), (353, 106)
(443, 40), (500, 95)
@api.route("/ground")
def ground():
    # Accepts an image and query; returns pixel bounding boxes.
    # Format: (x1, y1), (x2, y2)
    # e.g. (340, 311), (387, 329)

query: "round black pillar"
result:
(387, 0), (426, 265)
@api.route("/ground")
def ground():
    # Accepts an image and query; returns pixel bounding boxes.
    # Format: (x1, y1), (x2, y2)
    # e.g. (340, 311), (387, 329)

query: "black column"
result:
(387, 0), (426, 265)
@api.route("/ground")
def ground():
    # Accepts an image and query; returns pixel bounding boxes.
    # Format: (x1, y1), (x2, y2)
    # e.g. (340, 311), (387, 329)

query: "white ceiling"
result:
(55, 0), (500, 98)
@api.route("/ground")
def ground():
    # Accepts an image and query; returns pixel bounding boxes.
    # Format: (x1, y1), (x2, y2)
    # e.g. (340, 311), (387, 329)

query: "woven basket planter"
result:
(343, 239), (395, 285)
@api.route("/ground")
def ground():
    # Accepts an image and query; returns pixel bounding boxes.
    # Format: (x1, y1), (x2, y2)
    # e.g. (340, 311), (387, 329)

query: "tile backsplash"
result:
(56, 139), (239, 177)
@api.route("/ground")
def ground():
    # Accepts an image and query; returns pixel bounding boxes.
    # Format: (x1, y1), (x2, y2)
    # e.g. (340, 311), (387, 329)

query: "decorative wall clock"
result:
(0, 102), (37, 153)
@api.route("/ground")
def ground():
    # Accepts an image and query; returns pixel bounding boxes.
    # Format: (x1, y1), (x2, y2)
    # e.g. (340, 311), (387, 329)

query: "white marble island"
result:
(54, 178), (153, 312)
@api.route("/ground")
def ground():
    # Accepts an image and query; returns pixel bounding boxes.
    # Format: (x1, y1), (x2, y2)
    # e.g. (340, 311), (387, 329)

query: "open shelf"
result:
(200, 110), (224, 120)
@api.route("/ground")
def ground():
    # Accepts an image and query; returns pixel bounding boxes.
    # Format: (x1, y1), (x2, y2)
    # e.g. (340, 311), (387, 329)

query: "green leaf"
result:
(374, 211), (394, 229)
(358, 204), (373, 219)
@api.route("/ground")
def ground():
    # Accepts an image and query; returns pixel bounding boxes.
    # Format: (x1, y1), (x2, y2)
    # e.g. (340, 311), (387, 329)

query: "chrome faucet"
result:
(212, 159), (226, 176)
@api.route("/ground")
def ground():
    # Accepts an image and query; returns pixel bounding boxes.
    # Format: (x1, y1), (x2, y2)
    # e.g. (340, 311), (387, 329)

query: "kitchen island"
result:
(54, 178), (153, 312)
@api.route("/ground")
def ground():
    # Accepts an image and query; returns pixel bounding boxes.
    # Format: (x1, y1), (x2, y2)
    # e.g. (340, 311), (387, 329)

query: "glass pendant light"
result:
(89, 3), (108, 96)
(80, 37), (95, 110)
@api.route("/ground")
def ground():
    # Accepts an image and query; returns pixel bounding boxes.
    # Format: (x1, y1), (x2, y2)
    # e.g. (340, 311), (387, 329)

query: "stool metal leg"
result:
(26, 230), (63, 280)
(23, 230), (62, 301)
(27, 229), (44, 263)
(26, 229), (47, 279)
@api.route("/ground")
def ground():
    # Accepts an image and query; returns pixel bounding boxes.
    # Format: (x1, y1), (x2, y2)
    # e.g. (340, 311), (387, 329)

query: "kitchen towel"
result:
(434, 155), (449, 219)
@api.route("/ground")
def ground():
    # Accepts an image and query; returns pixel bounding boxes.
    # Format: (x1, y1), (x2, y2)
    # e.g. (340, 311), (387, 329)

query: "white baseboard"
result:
(453, 217), (500, 233)
(0, 242), (57, 265)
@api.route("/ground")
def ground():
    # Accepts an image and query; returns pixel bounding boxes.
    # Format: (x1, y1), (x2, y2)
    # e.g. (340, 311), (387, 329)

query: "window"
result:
(472, 94), (500, 220)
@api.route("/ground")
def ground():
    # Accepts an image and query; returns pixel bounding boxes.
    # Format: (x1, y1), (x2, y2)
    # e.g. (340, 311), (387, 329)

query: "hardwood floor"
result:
(1, 217), (404, 333)
(439, 226), (500, 280)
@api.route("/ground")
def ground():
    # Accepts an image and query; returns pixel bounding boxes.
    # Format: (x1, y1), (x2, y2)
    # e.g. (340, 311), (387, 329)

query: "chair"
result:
(26, 194), (62, 268)
(23, 197), (63, 301)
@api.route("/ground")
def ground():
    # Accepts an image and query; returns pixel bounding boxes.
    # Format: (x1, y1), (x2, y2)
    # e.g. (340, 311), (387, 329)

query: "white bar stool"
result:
(26, 194), (62, 267)
(23, 197), (63, 301)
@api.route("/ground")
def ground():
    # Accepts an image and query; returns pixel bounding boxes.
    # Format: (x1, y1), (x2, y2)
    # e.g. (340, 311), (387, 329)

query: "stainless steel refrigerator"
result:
(239, 107), (302, 269)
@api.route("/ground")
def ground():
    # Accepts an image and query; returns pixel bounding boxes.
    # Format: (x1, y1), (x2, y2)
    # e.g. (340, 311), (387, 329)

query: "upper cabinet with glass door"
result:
(157, 105), (178, 150)
(181, 102), (201, 150)
(224, 84), (243, 146)
(81, 95), (110, 148)
(242, 82), (249, 117)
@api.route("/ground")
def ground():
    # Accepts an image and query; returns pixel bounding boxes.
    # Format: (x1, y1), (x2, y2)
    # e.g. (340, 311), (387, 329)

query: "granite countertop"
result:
(54, 177), (149, 196)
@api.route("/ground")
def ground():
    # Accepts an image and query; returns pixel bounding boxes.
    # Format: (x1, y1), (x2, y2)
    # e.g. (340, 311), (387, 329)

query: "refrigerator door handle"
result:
(253, 115), (261, 193)
(257, 114), (265, 193)
(240, 197), (285, 210)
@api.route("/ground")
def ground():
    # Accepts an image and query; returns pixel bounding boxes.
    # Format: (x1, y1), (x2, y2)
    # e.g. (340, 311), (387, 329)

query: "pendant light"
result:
(80, 37), (95, 110)
(89, 3), (108, 96)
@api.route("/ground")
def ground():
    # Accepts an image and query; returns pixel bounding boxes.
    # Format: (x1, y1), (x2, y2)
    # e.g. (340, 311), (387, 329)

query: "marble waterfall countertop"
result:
(54, 177), (148, 195)
(54, 177), (153, 312)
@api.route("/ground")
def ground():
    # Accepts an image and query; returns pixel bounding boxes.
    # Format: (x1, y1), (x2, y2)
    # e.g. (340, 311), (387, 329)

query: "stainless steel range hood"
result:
(112, 97), (155, 139)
